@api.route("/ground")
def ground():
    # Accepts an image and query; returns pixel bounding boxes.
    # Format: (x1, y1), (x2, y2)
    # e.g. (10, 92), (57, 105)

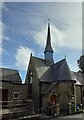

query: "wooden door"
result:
(50, 95), (56, 105)
(2, 89), (8, 101)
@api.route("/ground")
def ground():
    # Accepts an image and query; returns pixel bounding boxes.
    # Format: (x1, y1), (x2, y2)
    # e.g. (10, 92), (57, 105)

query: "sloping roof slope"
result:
(71, 71), (84, 85)
(32, 57), (76, 83)
(42, 82), (57, 95)
(32, 56), (50, 80)
(52, 59), (73, 82)
(0, 68), (22, 83)
(32, 57), (47, 68)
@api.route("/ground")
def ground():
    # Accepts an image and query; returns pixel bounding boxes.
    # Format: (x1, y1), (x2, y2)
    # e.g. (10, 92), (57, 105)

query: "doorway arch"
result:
(50, 95), (57, 105)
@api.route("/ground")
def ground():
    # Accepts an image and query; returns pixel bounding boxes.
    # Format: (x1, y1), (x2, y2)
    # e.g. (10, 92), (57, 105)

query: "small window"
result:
(29, 70), (33, 84)
(13, 91), (19, 100)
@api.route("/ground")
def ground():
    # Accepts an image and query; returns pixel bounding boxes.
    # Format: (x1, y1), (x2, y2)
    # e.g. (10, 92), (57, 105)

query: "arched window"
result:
(30, 71), (33, 84)
(28, 69), (33, 84)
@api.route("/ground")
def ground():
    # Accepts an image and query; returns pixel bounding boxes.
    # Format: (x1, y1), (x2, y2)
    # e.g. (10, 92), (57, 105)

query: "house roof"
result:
(52, 59), (74, 82)
(0, 68), (22, 83)
(32, 56), (47, 68)
(71, 71), (84, 85)
(31, 56), (76, 83)
(32, 56), (50, 80)
(41, 82), (57, 95)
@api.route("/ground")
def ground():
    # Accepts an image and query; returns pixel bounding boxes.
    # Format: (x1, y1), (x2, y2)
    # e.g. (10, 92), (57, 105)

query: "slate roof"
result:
(0, 68), (22, 83)
(52, 59), (74, 82)
(32, 56), (50, 80)
(41, 82), (57, 95)
(32, 56), (76, 83)
(26, 54), (84, 95)
(71, 71), (84, 85)
(32, 57), (47, 68)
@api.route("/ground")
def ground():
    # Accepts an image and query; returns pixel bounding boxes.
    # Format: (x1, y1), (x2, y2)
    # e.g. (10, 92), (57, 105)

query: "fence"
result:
(0, 100), (34, 120)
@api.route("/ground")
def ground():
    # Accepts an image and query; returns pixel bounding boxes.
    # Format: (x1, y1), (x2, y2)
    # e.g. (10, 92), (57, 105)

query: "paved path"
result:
(59, 113), (84, 119)
(40, 113), (84, 120)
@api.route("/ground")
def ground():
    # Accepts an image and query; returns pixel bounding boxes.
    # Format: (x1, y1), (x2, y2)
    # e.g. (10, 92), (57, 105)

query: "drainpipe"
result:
(80, 85), (83, 106)
(74, 84), (76, 112)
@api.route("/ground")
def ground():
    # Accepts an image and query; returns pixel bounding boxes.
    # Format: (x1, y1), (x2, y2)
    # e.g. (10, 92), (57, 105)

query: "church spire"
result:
(44, 20), (54, 66)
(44, 19), (53, 53)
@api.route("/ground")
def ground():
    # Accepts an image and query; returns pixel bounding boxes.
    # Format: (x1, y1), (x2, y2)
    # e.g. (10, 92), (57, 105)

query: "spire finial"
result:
(44, 19), (53, 53)
(44, 20), (54, 65)
(30, 53), (32, 57)
(48, 18), (50, 26)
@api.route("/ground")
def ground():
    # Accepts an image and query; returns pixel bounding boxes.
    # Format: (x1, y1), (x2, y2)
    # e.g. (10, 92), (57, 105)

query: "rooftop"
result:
(0, 68), (22, 83)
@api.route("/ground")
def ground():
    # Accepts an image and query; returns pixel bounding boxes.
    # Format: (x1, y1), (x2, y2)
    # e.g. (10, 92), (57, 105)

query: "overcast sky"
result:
(1, 2), (82, 82)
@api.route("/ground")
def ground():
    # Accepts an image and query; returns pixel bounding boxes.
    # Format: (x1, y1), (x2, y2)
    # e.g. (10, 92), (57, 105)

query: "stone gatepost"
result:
(68, 103), (72, 115)
(51, 105), (56, 117)
(51, 104), (60, 117)
(56, 104), (60, 116)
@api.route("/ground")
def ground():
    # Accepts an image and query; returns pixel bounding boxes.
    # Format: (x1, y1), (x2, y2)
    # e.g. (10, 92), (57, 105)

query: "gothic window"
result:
(29, 69), (33, 84)
(30, 71), (33, 84)
(28, 69), (33, 95)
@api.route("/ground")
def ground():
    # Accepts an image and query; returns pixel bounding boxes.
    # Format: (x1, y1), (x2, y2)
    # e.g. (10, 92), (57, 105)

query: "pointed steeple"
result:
(44, 20), (54, 66)
(44, 20), (53, 53)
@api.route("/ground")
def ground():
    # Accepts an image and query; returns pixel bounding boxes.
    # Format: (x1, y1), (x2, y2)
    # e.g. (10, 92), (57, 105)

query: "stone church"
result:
(25, 23), (84, 114)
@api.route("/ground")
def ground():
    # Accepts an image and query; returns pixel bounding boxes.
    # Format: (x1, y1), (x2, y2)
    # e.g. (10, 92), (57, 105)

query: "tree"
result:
(77, 55), (84, 73)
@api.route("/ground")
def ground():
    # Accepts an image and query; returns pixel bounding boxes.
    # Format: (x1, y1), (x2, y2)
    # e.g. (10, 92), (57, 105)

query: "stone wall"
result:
(76, 85), (84, 107)
(2, 81), (28, 101)
(42, 82), (75, 114)
(76, 85), (81, 105)
(25, 57), (40, 112)
(2, 100), (34, 120)
(58, 82), (73, 112)
(82, 86), (84, 107)
(32, 68), (40, 112)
